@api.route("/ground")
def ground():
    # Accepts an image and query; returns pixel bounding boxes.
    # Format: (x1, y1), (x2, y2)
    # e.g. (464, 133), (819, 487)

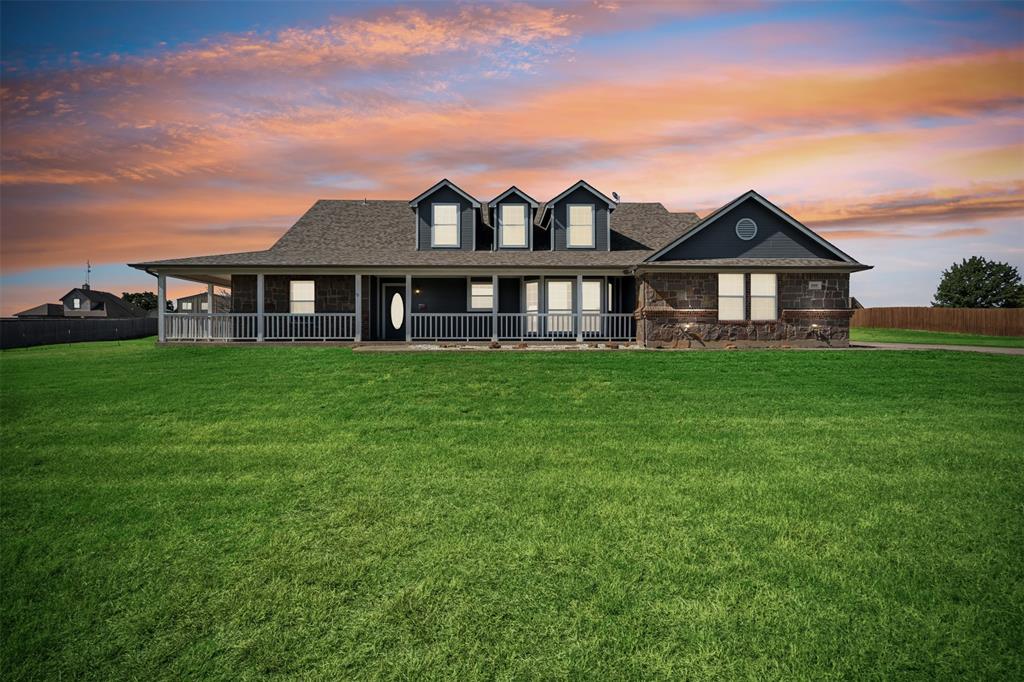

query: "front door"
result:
(383, 284), (406, 340)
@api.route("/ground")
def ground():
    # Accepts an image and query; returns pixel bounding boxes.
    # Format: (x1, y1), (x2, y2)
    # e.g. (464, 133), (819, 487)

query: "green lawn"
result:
(852, 326), (1024, 348)
(2, 340), (1022, 679)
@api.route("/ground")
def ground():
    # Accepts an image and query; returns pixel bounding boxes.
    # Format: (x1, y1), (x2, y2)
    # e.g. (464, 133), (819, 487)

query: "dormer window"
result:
(567, 205), (595, 248)
(72, 298), (81, 309)
(499, 204), (528, 248)
(432, 204), (460, 247)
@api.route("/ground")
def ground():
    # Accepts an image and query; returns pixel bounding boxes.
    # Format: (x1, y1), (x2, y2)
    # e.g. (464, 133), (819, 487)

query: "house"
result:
(175, 291), (230, 314)
(13, 285), (149, 320)
(129, 180), (871, 347)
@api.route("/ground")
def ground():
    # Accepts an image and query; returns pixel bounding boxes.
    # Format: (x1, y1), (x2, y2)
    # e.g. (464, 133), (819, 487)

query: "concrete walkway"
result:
(851, 341), (1024, 355)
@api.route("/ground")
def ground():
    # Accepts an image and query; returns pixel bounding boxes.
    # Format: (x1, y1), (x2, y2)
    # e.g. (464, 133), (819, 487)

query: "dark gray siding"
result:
(493, 190), (534, 251)
(659, 198), (838, 261)
(550, 187), (610, 251)
(498, 277), (521, 313)
(410, 277), (466, 313)
(415, 186), (477, 251)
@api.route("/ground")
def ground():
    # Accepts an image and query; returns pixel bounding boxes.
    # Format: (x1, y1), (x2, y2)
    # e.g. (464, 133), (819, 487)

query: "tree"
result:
(932, 257), (1024, 308)
(122, 291), (173, 312)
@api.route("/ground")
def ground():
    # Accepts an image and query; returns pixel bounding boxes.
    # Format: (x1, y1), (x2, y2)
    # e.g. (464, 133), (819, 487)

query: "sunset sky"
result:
(1, 0), (1022, 314)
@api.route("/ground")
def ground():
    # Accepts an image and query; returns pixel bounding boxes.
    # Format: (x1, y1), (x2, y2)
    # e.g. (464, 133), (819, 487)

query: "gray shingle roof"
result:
(62, 288), (151, 317)
(132, 200), (701, 270)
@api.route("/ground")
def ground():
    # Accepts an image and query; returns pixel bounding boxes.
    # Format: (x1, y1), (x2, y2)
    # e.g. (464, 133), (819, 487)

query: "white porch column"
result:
(538, 275), (546, 337)
(575, 274), (583, 343)
(157, 273), (166, 342)
(354, 274), (362, 342)
(207, 283), (214, 341)
(405, 274), (412, 342)
(256, 273), (265, 342)
(491, 274), (499, 342)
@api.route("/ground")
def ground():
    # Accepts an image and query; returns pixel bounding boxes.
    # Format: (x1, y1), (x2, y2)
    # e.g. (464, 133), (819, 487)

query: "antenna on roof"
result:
(84, 260), (91, 290)
(362, 197), (367, 205)
(612, 191), (620, 202)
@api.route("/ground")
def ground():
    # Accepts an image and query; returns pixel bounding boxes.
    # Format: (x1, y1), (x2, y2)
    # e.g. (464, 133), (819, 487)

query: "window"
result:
(200, 301), (208, 311)
(547, 280), (573, 332)
(718, 273), (745, 320)
(72, 298), (80, 309)
(469, 281), (493, 310)
(290, 280), (315, 314)
(181, 301), (193, 311)
(499, 204), (528, 248)
(525, 280), (539, 333)
(567, 204), (594, 248)
(432, 204), (460, 247)
(750, 273), (777, 321)
(581, 280), (602, 333)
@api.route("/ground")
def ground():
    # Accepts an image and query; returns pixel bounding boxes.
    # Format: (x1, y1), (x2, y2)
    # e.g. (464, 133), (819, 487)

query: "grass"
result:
(2, 339), (1022, 680)
(851, 326), (1024, 348)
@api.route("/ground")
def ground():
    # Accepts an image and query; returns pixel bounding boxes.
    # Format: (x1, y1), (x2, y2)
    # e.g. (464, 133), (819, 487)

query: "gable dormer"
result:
(488, 186), (538, 250)
(410, 179), (480, 251)
(543, 180), (617, 251)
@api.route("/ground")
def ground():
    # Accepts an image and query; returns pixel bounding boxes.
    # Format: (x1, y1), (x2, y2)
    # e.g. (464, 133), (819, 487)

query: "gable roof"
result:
(408, 178), (481, 208)
(487, 186), (539, 208)
(131, 201), (699, 270)
(646, 190), (857, 263)
(60, 288), (150, 317)
(546, 180), (618, 209)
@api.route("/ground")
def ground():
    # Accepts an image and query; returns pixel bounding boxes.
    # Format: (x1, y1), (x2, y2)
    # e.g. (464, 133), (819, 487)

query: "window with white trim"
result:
(290, 280), (315, 314)
(469, 281), (493, 310)
(432, 204), (460, 247)
(718, 273), (745, 321)
(499, 204), (528, 248)
(750, 273), (777, 321)
(72, 298), (81, 309)
(525, 280), (539, 333)
(547, 280), (573, 332)
(567, 205), (595, 248)
(581, 280), (602, 332)
(200, 301), (209, 311)
(181, 301), (193, 311)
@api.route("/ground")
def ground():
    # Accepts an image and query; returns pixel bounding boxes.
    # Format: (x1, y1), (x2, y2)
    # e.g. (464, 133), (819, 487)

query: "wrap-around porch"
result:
(157, 273), (636, 343)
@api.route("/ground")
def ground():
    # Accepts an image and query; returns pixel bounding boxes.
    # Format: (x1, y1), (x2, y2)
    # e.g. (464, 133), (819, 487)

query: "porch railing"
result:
(265, 313), (356, 341)
(411, 312), (636, 341)
(165, 313), (258, 341)
(411, 313), (492, 340)
(164, 313), (356, 341)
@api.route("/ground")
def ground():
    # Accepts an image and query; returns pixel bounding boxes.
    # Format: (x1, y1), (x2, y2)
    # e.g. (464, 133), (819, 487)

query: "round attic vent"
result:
(735, 218), (757, 240)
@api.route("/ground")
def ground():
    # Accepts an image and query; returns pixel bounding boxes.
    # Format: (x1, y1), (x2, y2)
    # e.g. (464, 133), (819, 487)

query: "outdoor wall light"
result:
(414, 289), (421, 295)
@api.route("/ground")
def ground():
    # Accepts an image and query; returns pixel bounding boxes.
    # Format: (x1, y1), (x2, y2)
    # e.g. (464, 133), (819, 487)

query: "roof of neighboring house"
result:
(132, 201), (702, 270)
(176, 291), (230, 302)
(13, 303), (64, 318)
(61, 288), (150, 317)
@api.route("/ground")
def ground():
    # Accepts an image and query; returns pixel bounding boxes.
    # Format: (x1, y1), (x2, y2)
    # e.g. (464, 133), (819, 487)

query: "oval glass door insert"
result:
(389, 292), (404, 330)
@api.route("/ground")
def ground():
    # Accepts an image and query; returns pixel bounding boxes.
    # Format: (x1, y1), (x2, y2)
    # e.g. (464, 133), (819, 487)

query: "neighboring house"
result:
(130, 180), (871, 346)
(59, 286), (150, 319)
(176, 291), (230, 313)
(13, 286), (149, 319)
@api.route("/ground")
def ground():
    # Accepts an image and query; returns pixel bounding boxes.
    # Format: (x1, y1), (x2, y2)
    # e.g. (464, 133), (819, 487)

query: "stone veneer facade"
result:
(635, 271), (853, 348)
(231, 275), (363, 313)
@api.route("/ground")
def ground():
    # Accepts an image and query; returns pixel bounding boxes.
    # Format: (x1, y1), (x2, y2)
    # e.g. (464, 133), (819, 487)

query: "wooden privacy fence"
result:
(851, 307), (1024, 337)
(0, 317), (157, 349)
